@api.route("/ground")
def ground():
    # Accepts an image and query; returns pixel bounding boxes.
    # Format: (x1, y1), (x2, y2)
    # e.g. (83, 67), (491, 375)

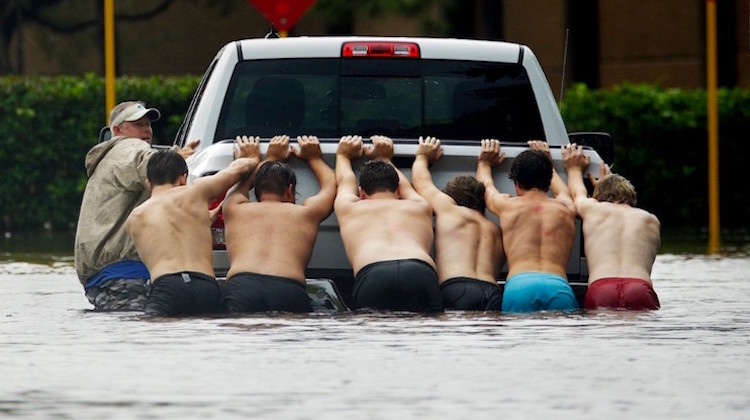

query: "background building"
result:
(5, 0), (747, 100)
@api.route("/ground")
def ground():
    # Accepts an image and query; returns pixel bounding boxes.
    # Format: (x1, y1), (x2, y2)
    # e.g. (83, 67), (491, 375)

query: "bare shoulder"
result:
(436, 204), (475, 226)
(477, 212), (501, 234)
(487, 190), (513, 203)
(438, 201), (467, 218)
(633, 207), (661, 226)
(126, 205), (144, 225)
(224, 197), (253, 214)
(485, 192), (516, 213)
(125, 201), (153, 235)
(129, 200), (152, 218)
(334, 194), (359, 213)
(551, 197), (577, 220)
(403, 195), (434, 216)
(572, 195), (599, 212)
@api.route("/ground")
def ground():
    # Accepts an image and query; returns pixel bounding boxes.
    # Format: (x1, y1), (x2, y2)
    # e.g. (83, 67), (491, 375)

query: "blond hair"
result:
(593, 174), (637, 206)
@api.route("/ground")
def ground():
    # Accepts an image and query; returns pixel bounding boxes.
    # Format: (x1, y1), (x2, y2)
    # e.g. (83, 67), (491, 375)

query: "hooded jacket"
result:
(74, 136), (154, 285)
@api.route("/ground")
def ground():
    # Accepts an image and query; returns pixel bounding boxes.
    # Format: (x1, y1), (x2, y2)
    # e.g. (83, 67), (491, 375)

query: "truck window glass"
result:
(215, 59), (339, 141)
(339, 76), (421, 138)
(214, 58), (543, 143)
(422, 60), (544, 142)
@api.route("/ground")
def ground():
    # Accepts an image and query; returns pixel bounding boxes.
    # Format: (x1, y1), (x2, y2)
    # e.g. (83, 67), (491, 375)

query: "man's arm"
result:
(176, 139), (202, 159)
(224, 134), (291, 210)
(588, 160), (612, 191)
(528, 140), (574, 210)
(366, 135), (425, 203)
(221, 136), (263, 209)
(476, 138), (509, 208)
(264, 134), (294, 163)
(412, 136), (455, 212)
(562, 143), (601, 215)
(295, 135), (336, 221)
(335, 135), (363, 208)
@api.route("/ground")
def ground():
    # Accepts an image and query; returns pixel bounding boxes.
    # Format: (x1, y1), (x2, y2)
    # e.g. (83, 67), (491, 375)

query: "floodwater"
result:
(1, 235), (750, 419)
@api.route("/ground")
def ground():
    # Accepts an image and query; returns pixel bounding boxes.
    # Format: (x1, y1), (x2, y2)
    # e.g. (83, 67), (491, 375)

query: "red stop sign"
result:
(248, 0), (317, 32)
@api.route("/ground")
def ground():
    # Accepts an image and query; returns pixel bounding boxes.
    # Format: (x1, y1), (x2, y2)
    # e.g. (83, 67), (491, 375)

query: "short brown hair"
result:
(509, 149), (552, 192)
(593, 174), (637, 206)
(442, 175), (486, 213)
(147, 150), (187, 186)
(359, 160), (398, 195)
(254, 161), (297, 201)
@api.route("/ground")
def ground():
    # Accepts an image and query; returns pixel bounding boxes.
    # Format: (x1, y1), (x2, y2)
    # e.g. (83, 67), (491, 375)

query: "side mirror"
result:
(568, 132), (614, 165)
(99, 126), (112, 143)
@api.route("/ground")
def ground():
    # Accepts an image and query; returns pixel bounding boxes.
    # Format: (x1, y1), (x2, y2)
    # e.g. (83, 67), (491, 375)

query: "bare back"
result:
(578, 200), (660, 283)
(433, 207), (504, 284)
(336, 197), (435, 275)
(490, 192), (576, 278)
(127, 188), (215, 280)
(224, 202), (322, 283)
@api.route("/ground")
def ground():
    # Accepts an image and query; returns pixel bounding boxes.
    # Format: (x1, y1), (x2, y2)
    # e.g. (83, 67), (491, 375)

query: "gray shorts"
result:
(85, 278), (149, 311)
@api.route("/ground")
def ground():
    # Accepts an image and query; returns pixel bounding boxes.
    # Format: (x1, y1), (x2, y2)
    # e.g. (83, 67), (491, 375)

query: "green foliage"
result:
(561, 83), (750, 228)
(0, 74), (199, 232)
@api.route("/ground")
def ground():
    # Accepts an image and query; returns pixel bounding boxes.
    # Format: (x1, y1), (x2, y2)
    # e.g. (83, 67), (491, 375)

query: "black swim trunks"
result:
(145, 271), (222, 316)
(221, 272), (313, 313)
(353, 259), (444, 313)
(440, 277), (502, 311)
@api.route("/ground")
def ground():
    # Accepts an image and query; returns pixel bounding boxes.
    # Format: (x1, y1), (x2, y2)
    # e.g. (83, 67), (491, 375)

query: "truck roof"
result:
(233, 36), (524, 63)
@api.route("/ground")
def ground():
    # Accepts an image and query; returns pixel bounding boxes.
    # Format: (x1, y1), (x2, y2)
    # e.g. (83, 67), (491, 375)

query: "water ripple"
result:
(1, 255), (749, 419)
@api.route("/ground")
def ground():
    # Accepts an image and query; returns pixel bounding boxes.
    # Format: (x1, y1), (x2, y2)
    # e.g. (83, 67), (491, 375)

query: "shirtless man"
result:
(476, 139), (579, 312)
(412, 136), (505, 311)
(335, 135), (443, 312)
(562, 144), (661, 310)
(221, 135), (336, 313)
(126, 136), (260, 316)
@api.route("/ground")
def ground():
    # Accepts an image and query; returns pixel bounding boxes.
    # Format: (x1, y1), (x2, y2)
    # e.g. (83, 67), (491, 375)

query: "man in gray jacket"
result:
(74, 101), (199, 310)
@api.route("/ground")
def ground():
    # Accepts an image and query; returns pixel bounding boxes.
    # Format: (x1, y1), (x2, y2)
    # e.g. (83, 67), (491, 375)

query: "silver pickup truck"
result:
(173, 36), (613, 310)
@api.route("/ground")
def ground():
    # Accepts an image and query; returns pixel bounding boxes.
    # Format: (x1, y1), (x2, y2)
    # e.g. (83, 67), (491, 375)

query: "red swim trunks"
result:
(584, 278), (660, 310)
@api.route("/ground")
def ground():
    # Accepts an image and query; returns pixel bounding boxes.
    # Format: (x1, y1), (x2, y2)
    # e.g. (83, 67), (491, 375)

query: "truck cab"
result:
(174, 36), (612, 308)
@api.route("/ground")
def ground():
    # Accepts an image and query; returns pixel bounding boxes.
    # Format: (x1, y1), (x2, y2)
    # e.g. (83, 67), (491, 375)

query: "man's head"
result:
(109, 101), (161, 143)
(254, 161), (297, 202)
(593, 174), (637, 206)
(359, 160), (398, 196)
(443, 175), (486, 213)
(509, 149), (552, 192)
(146, 150), (188, 187)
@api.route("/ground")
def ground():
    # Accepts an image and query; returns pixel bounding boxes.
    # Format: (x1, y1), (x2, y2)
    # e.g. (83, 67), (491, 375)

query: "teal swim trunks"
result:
(501, 272), (579, 313)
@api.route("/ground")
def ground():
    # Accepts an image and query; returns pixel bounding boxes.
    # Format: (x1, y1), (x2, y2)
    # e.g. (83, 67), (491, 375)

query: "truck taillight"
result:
(341, 42), (420, 58)
(209, 196), (226, 250)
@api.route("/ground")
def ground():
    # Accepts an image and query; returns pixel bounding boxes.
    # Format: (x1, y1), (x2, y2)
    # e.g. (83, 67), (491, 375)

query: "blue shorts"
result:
(501, 272), (579, 313)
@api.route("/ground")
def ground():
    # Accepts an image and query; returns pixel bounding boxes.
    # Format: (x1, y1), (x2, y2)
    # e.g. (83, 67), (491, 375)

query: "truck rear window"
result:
(214, 58), (544, 142)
